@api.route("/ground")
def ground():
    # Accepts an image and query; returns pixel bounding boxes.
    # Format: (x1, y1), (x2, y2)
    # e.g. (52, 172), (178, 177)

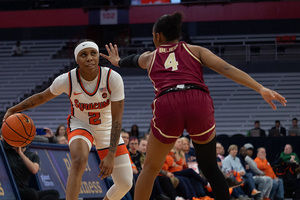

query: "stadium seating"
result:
(20, 72), (300, 137)
(0, 40), (72, 112)
(130, 33), (300, 63)
(1, 39), (299, 137)
(206, 72), (300, 136)
(120, 72), (300, 136)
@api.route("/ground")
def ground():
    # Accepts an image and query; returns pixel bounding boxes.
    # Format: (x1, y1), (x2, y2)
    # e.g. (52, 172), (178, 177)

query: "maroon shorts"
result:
(151, 89), (215, 144)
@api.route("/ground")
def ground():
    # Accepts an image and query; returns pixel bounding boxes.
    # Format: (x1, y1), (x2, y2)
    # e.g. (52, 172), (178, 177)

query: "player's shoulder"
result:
(101, 66), (123, 82)
(101, 66), (120, 76)
(139, 51), (154, 69)
(141, 50), (154, 59)
(55, 71), (69, 81)
(185, 43), (203, 51)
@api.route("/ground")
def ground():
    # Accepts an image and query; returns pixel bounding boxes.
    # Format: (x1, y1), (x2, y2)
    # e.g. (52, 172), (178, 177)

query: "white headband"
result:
(74, 41), (99, 61)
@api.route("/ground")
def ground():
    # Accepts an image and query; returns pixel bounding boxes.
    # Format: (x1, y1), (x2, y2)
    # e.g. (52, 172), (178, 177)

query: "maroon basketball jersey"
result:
(148, 41), (209, 97)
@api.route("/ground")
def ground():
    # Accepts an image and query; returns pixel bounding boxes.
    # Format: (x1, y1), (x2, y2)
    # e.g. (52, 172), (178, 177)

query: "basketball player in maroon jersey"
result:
(101, 12), (287, 200)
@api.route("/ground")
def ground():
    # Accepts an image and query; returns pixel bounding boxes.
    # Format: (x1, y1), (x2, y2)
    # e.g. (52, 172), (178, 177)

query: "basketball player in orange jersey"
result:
(100, 12), (287, 200)
(3, 39), (132, 200)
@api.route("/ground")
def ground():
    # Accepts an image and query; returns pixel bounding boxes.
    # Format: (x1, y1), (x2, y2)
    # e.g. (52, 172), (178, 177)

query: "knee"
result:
(112, 178), (132, 195)
(120, 177), (133, 192)
(267, 177), (273, 183)
(71, 156), (88, 171)
(278, 179), (284, 187)
(260, 178), (267, 184)
(143, 163), (162, 175)
(273, 180), (279, 187)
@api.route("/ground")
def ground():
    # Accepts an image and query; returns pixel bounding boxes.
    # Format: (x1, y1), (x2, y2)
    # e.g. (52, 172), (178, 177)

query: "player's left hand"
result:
(259, 87), (287, 110)
(98, 153), (115, 179)
(99, 43), (120, 67)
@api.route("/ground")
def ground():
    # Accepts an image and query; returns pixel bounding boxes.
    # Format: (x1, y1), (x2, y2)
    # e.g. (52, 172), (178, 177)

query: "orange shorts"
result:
(97, 144), (128, 160)
(68, 128), (128, 160)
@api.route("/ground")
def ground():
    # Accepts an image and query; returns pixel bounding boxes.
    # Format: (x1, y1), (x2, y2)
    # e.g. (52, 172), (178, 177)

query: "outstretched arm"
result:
(100, 43), (151, 69)
(3, 88), (57, 121)
(196, 46), (287, 110)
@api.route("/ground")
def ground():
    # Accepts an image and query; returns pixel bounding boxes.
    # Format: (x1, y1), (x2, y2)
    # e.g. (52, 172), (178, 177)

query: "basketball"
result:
(2, 113), (36, 147)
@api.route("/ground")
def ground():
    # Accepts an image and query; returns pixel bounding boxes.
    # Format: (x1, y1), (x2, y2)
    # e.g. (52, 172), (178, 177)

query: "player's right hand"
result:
(99, 43), (120, 67)
(259, 87), (287, 110)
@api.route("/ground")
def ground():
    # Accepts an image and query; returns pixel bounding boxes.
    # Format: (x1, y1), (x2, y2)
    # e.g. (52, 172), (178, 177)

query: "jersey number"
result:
(164, 52), (178, 71)
(88, 112), (101, 125)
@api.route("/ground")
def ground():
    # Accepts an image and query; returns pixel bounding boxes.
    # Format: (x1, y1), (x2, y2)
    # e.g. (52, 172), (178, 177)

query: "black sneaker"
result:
(226, 177), (244, 188)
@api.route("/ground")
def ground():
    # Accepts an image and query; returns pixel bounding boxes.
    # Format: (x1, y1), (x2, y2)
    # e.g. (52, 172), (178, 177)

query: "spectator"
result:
(183, 137), (243, 193)
(280, 144), (299, 164)
(247, 121), (266, 137)
(239, 145), (273, 200)
(138, 136), (175, 200)
(169, 138), (214, 199)
(216, 142), (225, 162)
(163, 150), (212, 200)
(137, 138), (147, 168)
(54, 124), (67, 138)
(217, 147), (247, 200)
(121, 130), (130, 147)
(222, 145), (261, 198)
(11, 41), (24, 56)
(128, 137), (144, 173)
(138, 138), (147, 154)
(181, 137), (197, 170)
(288, 118), (300, 136)
(57, 135), (68, 145)
(170, 138), (188, 171)
(122, 130), (138, 175)
(183, 136), (243, 191)
(3, 141), (60, 200)
(143, 133), (150, 141)
(244, 143), (255, 159)
(270, 120), (286, 136)
(128, 137), (170, 200)
(254, 147), (284, 200)
(130, 124), (140, 138)
(215, 142), (244, 190)
(157, 169), (179, 200)
(162, 152), (197, 199)
(33, 127), (57, 143)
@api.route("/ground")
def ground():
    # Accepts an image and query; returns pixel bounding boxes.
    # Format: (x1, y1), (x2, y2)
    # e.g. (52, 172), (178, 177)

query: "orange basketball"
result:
(2, 113), (36, 147)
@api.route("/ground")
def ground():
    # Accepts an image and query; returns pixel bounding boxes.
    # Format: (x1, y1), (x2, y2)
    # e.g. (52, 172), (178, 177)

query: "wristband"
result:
(118, 54), (141, 68)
